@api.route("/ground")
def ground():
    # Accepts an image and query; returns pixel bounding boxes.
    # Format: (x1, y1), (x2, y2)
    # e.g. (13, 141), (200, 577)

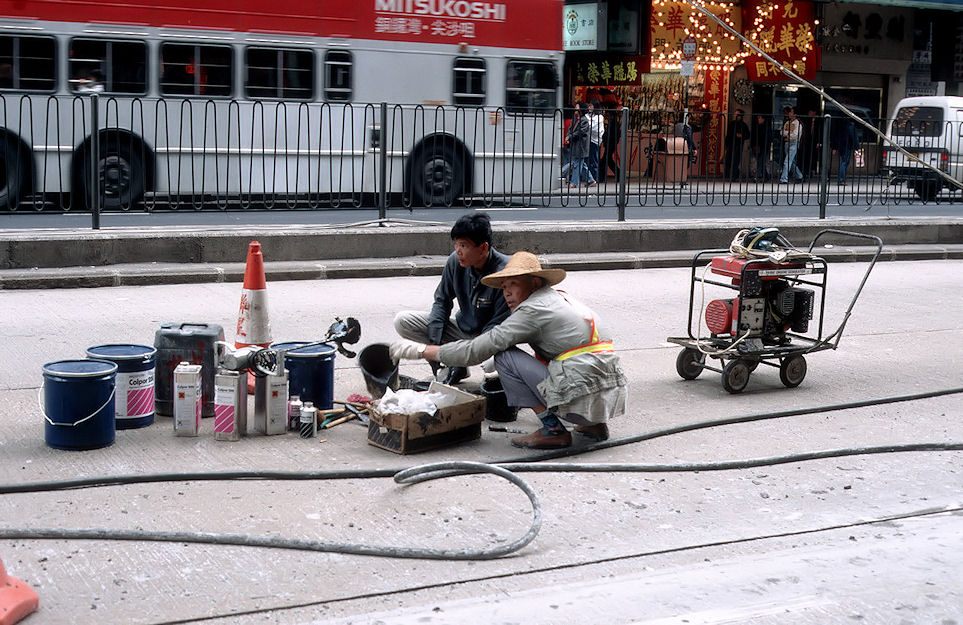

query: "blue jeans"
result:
(588, 142), (600, 181)
(838, 149), (852, 183)
(569, 156), (593, 185)
(780, 142), (802, 182)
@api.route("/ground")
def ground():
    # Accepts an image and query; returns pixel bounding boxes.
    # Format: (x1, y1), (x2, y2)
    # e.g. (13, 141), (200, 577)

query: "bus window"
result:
(160, 43), (233, 97)
(323, 50), (352, 102)
(505, 60), (556, 115)
(69, 39), (147, 95)
(0, 35), (56, 92)
(245, 47), (314, 101)
(452, 57), (486, 106)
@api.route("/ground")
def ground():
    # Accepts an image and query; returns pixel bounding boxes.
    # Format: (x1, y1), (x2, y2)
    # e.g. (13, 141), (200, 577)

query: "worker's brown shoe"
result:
(574, 423), (609, 442)
(511, 429), (572, 449)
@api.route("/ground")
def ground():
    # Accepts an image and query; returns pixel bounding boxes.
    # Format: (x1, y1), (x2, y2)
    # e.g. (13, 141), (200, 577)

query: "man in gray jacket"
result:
(393, 212), (510, 385)
(391, 251), (627, 449)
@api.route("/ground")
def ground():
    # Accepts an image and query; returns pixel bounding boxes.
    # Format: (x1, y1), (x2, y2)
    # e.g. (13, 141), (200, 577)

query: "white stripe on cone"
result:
(235, 288), (272, 347)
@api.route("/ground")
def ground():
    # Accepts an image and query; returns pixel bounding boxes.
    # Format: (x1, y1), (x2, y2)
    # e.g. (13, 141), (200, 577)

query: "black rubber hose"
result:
(4, 385), (961, 494)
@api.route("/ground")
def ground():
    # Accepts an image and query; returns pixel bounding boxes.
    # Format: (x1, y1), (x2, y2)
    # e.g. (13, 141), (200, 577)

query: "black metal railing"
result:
(1, 94), (961, 221)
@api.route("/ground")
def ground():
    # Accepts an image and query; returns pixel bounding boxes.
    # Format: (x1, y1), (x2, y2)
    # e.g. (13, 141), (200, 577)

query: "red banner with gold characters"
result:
(742, 0), (819, 82)
(700, 68), (729, 176)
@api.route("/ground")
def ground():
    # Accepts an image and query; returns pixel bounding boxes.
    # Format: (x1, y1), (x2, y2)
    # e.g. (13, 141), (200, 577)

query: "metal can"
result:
(214, 369), (246, 442)
(173, 362), (202, 437)
(299, 401), (317, 439)
(287, 395), (302, 431)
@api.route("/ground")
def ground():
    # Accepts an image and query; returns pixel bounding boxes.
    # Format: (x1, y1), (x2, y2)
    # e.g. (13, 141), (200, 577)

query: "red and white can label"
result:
(117, 369), (155, 420)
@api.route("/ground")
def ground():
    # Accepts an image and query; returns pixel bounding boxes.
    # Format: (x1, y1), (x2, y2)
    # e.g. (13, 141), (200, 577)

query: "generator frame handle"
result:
(806, 229), (884, 350)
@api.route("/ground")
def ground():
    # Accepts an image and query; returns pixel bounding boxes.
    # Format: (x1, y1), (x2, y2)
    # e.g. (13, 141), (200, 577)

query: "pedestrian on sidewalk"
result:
(587, 100), (605, 183)
(723, 109), (749, 181)
(565, 102), (596, 188)
(393, 212), (510, 385)
(750, 114), (772, 181)
(830, 115), (858, 186)
(390, 251), (627, 450)
(779, 106), (803, 183)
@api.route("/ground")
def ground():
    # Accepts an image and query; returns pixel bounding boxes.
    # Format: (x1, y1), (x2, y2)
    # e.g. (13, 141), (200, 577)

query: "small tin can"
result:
(173, 362), (202, 437)
(214, 369), (246, 442)
(287, 395), (303, 431)
(299, 401), (317, 439)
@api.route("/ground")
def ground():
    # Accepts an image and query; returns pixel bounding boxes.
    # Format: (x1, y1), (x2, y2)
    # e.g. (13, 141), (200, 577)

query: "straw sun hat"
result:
(480, 251), (566, 289)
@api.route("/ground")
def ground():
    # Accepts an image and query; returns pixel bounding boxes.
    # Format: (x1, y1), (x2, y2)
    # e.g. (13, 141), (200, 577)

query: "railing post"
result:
(90, 93), (101, 229)
(617, 106), (628, 221)
(818, 113), (831, 219)
(378, 101), (388, 221)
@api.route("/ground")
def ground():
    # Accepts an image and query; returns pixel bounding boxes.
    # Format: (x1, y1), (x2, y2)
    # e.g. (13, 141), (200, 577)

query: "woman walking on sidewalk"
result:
(566, 102), (597, 189)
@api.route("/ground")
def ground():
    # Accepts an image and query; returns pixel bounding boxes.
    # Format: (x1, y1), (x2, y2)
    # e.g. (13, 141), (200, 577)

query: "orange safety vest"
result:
(554, 317), (614, 361)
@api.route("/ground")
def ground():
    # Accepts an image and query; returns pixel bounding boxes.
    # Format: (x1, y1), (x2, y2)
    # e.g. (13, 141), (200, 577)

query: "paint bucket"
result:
(480, 376), (518, 422)
(41, 359), (117, 451)
(270, 342), (336, 410)
(85, 344), (156, 429)
(357, 343), (399, 400)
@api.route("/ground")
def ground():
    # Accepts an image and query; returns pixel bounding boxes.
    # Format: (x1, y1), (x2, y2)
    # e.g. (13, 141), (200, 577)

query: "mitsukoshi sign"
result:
(374, 0), (508, 20)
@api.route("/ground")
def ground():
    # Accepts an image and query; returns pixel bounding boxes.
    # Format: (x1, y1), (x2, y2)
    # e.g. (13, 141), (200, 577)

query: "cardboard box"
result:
(367, 382), (486, 454)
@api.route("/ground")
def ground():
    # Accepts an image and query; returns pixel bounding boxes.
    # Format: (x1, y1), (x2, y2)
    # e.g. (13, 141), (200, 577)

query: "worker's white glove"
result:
(389, 340), (426, 363)
(480, 356), (496, 374)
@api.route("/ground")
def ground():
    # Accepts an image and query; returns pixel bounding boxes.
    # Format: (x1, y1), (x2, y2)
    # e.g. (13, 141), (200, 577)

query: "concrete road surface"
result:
(1, 259), (961, 624)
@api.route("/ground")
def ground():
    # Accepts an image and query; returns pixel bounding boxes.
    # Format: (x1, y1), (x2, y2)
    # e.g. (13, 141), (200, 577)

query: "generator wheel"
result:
(722, 359), (750, 394)
(779, 354), (807, 388)
(675, 348), (705, 380)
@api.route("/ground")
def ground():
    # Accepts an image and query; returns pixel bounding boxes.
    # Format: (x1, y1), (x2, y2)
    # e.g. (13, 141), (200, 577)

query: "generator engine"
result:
(704, 255), (814, 344)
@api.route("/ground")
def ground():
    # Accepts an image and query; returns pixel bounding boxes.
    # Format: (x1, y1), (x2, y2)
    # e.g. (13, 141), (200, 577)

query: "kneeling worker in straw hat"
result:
(390, 251), (627, 449)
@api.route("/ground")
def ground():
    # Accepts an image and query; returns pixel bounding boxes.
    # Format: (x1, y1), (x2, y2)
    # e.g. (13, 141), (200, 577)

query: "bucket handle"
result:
(37, 383), (116, 427)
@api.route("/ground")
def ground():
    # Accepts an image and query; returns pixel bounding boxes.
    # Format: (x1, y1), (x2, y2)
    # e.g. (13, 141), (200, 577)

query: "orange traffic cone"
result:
(235, 241), (272, 393)
(0, 556), (39, 625)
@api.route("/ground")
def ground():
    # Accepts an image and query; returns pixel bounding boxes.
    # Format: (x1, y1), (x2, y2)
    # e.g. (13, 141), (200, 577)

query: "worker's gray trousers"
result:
(494, 347), (548, 410)
(393, 310), (474, 344)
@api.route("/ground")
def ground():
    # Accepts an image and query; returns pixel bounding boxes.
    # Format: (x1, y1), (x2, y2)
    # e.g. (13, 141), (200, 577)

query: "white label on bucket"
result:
(116, 369), (155, 420)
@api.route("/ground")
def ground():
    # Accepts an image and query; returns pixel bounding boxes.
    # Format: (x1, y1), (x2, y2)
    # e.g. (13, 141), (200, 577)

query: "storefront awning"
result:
(828, 0), (963, 10)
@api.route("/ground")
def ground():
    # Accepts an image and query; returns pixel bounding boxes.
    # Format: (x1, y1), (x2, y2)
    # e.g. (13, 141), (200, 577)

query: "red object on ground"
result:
(0, 556), (39, 625)
(236, 241), (272, 394)
(346, 393), (372, 405)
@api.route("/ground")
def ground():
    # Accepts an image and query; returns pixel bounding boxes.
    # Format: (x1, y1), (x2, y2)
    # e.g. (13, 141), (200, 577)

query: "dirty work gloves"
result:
(389, 339), (426, 363)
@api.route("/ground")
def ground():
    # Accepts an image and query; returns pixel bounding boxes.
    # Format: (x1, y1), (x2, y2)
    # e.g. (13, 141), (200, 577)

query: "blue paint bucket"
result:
(42, 359), (117, 451)
(85, 344), (157, 429)
(270, 342), (336, 410)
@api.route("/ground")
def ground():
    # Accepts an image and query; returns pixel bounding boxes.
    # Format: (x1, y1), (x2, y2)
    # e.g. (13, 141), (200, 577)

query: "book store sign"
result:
(564, 3), (602, 51)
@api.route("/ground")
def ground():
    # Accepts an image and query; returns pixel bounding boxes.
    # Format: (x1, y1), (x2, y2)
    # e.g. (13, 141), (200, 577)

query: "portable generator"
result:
(667, 228), (883, 394)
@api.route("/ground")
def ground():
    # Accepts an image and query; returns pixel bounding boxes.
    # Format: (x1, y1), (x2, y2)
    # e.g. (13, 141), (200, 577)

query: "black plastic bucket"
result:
(480, 376), (518, 422)
(358, 343), (399, 399)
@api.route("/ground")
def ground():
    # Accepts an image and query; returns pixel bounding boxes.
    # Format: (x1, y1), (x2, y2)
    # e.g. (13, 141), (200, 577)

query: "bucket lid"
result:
(43, 359), (118, 378)
(85, 343), (157, 360)
(271, 341), (336, 357)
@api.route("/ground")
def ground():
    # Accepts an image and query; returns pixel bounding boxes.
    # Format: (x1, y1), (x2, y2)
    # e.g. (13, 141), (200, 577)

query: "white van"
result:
(882, 96), (963, 200)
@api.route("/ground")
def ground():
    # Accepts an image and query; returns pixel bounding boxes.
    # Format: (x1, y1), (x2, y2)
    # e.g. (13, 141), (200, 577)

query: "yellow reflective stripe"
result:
(555, 341), (614, 361)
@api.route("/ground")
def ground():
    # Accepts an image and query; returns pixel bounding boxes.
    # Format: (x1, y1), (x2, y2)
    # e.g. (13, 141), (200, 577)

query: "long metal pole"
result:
(378, 102), (388, 221)
(818, 113), (831, 219)
(90, 93), (100, 230)
(617, 106), (628, 221)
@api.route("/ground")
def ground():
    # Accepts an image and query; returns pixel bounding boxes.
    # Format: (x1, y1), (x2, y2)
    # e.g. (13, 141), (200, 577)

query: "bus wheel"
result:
(78, 143), (145, 210)
(0, 137), (28, 209)
(411, 146), (463, 206)
(911, 179), (941, 202)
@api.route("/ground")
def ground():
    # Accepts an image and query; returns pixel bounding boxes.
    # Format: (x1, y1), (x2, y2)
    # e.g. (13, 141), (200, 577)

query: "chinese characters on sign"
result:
(374, 17), (476, 37)
(564, 3), (600, 51)
(650, 0), (742, 69)
(572, 55), (650, 86)
(743, 0), (819, 82)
